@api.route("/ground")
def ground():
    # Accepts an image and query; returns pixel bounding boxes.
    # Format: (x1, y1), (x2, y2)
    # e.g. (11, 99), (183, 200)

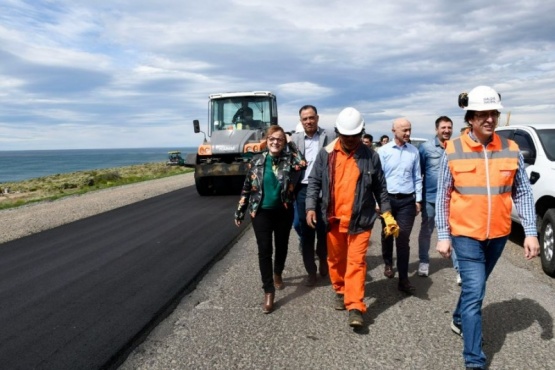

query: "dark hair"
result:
(380, 135), (389, 142)
(435, 116), (453, 129)
(464, 111), (475, 124)
(363, 133), (373, 141)
(298, 105), (318, 116)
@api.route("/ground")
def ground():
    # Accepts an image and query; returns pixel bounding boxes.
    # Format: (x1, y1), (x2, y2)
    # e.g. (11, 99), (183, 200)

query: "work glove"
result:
(381, 211), (400, 238)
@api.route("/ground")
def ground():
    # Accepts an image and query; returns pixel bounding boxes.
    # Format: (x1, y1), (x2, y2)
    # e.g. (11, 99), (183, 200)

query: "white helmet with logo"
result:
(335, 107), (365, 135)
(459, 85), (503, 111)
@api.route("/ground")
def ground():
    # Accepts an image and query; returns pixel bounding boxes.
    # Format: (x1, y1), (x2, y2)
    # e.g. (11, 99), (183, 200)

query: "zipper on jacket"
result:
(483, 143), (492, 238)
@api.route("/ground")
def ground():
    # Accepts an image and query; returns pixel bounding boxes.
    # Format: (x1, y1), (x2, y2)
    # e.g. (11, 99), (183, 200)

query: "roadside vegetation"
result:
(0, 163), (192, 210)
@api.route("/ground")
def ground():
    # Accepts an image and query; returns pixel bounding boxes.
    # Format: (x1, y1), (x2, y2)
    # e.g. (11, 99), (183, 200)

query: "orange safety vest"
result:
(445, 133), (520, 240)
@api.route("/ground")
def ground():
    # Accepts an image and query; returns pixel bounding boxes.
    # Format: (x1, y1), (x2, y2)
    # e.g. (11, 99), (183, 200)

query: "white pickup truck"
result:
(496, 124), (555, 277)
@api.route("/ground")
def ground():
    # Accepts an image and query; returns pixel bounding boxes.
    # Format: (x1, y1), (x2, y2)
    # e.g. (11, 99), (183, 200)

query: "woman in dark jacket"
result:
(235, 125), (306, 313)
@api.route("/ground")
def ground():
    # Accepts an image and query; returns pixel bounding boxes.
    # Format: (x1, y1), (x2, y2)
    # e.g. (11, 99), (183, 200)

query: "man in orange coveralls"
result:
(305, 107), (397, 328)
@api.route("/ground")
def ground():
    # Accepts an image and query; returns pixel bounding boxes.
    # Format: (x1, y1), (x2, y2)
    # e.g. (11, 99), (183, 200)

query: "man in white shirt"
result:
(291, 105), (336, 286)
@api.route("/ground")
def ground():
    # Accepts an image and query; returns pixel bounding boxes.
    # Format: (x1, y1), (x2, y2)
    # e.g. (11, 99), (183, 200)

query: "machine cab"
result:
(208, 91), (278, 133)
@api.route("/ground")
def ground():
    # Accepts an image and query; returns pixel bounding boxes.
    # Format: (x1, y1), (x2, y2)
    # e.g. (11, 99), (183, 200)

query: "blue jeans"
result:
(417, 201), (435, 263)
(419, 201), (460, 271)
(451, 248), (460, 272)
(452, 235), (507, 368)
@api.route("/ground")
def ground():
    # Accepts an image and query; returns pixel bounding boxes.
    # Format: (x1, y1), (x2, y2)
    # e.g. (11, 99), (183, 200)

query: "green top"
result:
(260, 155), (281, 209)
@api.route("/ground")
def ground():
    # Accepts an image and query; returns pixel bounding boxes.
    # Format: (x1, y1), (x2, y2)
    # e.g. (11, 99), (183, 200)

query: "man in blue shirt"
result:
(416, 116), (453, 277)
(378, 118), (423, 293)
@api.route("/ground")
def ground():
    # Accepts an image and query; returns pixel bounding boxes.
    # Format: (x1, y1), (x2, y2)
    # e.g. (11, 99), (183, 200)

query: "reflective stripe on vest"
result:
(455, 185), (513, 195)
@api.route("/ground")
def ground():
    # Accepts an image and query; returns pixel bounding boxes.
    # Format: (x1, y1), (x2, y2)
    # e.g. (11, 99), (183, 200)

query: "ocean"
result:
(0, 147), (197, 183)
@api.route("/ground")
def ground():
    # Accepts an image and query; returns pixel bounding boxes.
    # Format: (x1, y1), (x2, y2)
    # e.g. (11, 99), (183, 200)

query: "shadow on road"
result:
(483, 297), (553, 366)
(349, 254), (456, 334)
(508, 221), (526, 246)
(272, 273), (326, 310)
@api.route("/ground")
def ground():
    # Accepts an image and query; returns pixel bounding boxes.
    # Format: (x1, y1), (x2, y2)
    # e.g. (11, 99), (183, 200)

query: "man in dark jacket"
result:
(306, 107), (393, 328)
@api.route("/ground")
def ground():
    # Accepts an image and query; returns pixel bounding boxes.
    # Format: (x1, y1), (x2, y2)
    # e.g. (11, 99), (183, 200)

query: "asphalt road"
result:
(0, 187), (249, 370)
(121, 213), (555, 369)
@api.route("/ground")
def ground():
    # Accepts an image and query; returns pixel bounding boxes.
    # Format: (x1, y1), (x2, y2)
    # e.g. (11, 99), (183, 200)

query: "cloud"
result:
(1, 0), (555, 149)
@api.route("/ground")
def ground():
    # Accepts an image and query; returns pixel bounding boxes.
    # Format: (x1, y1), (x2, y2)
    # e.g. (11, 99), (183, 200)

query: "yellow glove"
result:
(381, 211), (400, 238)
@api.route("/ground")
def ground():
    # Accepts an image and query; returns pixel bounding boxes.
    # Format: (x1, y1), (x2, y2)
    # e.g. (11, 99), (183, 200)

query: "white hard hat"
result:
(459, 85), (503, 111)
(335, 107), (365, 135)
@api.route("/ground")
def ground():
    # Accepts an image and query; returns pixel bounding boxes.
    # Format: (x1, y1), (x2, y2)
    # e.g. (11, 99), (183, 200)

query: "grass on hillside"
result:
(0, 162), (192, 210)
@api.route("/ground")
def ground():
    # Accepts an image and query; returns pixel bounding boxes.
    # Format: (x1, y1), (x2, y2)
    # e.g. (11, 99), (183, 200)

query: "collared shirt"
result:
(378, 141), (422, 202)
(419, 136), (445, 202)
(301, 132), (320, 184)
(435, 132), (537, 240)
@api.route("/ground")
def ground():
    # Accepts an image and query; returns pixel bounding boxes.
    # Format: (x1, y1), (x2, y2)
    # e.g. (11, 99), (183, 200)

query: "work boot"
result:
(334, 293), (346, 310)
(348, 309), (364, 327)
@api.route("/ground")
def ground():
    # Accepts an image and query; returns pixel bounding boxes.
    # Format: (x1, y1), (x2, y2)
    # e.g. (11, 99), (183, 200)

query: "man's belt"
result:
(388, 192), (414, 199)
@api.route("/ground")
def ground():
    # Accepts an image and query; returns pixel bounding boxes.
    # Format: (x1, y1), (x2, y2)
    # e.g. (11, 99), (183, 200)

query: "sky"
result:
(1, 0), (555, 150)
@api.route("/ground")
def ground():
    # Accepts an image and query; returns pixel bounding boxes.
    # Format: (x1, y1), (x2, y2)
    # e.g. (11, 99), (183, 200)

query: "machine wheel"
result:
(195, 177), (212, 196)
(539, 209), (555, 277)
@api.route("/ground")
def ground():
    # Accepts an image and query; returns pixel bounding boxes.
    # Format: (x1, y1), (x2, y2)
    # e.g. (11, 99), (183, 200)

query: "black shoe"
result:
(334, 293), (346, 310)
(466, 367), (485, 370)
(398, 278), (415, 294)
(451, 321), (463, 338)
(348, 309), (363, 327)
(305, 273), (317, 287)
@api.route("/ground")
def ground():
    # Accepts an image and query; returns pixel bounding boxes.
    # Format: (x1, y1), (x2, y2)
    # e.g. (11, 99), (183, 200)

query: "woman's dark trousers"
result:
(252, 207), (294, 293)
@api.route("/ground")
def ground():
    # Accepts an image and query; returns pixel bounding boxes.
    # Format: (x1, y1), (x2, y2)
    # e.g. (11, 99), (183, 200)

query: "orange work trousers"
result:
(327, 222), (371, 313)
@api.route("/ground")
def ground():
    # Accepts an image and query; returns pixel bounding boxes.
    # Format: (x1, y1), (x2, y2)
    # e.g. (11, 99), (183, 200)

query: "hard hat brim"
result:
(336, 125), (364, 135)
